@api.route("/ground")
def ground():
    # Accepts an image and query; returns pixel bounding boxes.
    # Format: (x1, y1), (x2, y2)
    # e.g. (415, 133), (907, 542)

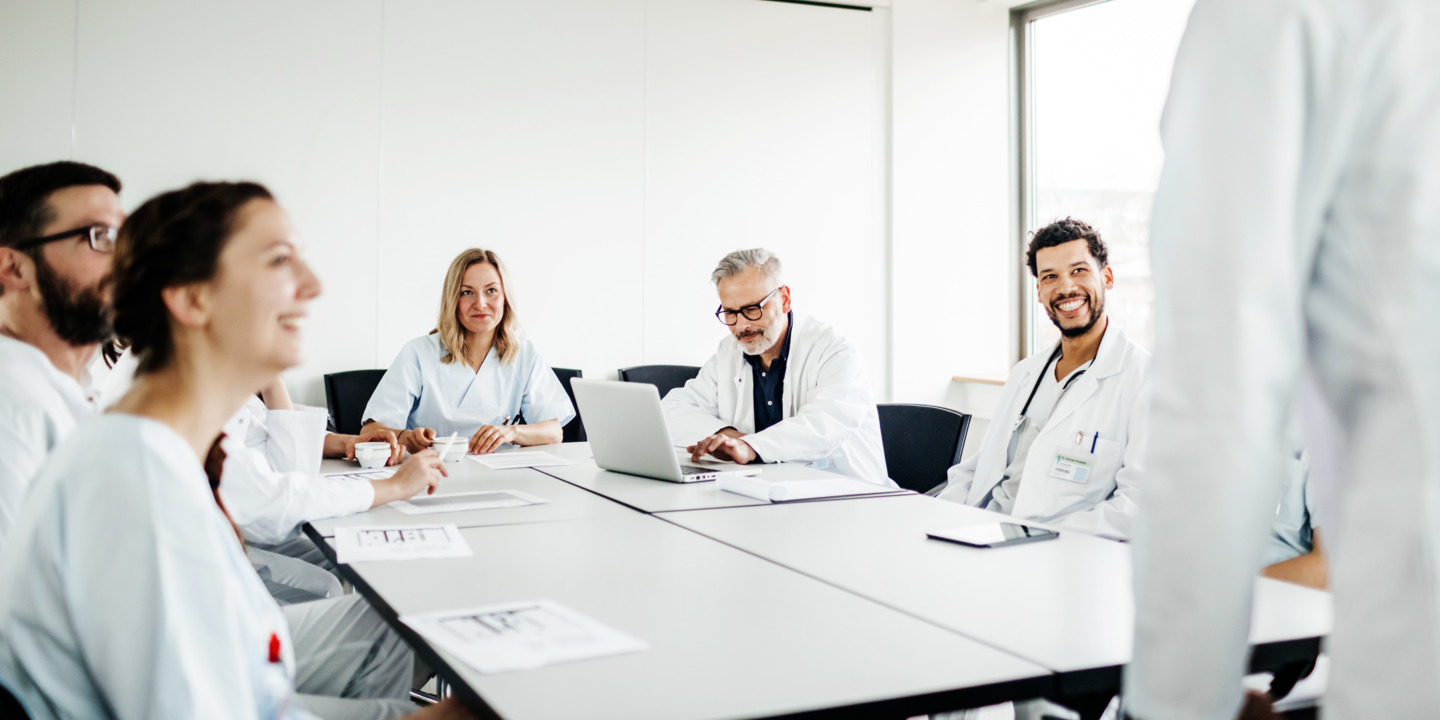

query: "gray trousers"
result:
(249, 545), (344, 605)
(283, 594), (417, 720)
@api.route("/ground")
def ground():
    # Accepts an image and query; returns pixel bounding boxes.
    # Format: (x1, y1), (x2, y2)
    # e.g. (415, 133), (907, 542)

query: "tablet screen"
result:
(926, 522), (1059, 548)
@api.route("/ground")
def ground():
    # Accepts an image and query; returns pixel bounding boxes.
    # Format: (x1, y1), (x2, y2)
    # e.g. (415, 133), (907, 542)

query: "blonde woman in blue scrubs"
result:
(362, 248), (575, 455)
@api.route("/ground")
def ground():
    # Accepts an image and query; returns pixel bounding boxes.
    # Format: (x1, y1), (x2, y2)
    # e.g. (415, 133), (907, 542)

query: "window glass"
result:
(1026, 0), (1196, 353)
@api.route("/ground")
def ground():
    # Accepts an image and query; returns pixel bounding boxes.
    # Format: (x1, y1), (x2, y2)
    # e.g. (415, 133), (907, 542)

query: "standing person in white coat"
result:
(1126, 1), (1440, 718)
(0, 161), (122, 544)
(362, 248), (575, 456)
(0, 181), (468, 720)
(662, 248), (891, 486)
(938, 219), (1150, 541)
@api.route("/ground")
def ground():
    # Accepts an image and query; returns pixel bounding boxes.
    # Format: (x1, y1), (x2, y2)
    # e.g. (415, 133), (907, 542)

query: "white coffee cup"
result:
(354, 442), (391, 469)
(432, 436), (467, 463)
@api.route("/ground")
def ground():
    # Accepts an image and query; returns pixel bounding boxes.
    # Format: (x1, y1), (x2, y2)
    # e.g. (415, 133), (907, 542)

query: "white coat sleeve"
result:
(1052, 379), (1151, 540)
(0, 412), (48, 545)
(362, 342), (423, 429)
(66, 450), (318, 720)
(262, 407), (328, 475)
(742, 343), (873, 465)
(219, 433), (374, 545)
(661, 351), (731, 444)
(936, 453), (980, 504)
(519, 354), (576, 427)
(1125, 1), (1319, 718)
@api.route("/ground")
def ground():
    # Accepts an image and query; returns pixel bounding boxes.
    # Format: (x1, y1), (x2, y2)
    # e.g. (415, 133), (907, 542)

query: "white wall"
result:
(2, 0), (1018, 427)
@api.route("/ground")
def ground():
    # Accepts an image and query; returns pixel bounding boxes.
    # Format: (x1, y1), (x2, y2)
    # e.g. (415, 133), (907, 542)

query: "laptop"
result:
(570, 378), (730, 483)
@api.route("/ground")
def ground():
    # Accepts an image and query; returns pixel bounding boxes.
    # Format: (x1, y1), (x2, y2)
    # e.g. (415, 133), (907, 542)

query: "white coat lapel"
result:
(969, 361), (1041, 506)
(1043, 326), (1127, 433)
(781, 314), (804, 419)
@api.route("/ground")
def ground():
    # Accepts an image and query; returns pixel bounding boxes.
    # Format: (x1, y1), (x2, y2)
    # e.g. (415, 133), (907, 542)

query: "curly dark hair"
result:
(1026, 217), (1108, 277)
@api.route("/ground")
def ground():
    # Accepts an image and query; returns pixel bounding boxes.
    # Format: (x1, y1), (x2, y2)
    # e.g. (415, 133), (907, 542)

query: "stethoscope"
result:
(1010, 345), (1088, 435)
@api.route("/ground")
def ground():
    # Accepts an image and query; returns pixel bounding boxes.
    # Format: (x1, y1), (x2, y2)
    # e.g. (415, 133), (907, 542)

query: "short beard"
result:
(32, 251), (114, 347)
(735, 322), (781, 356)
(1047, 292), (1105, 339)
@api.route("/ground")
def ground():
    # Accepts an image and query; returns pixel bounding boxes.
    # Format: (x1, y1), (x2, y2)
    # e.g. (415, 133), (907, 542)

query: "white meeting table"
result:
(307, 455), (631, 537)
(536, 447), (909, 514)
(315, 512), (1053, 720)
(663, 493), (1334, 697)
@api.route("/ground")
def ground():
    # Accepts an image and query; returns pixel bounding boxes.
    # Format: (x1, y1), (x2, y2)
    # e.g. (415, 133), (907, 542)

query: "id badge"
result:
(1050, 451), (1091, 483)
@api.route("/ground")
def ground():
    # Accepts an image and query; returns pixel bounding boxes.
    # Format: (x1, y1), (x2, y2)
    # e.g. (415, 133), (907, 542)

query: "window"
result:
(1016, 0), (1196, 356)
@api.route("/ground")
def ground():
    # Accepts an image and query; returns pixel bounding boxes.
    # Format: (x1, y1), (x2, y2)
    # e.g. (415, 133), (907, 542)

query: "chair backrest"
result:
(876, 403), (972, 494)
(0, 680), (30, 719)
(551, 367), (586, 443)
(323, 369), (388, 435)
(616, 365), (701, 401)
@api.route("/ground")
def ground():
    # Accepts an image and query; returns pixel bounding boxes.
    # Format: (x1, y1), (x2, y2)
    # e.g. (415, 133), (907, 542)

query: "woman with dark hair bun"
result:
(0, 182), (471, 720)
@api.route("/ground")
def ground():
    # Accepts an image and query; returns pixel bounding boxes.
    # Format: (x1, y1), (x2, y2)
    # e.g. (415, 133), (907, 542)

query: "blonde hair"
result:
(433, 248), (522, 367)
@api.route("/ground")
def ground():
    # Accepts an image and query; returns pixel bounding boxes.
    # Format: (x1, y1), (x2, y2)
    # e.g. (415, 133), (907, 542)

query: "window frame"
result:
(1010, 0), (1115, 362)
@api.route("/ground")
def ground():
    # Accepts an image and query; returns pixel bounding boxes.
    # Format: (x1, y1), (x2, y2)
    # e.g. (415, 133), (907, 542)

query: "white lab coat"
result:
(219, 397), (373, 546)
(363, 334), (575, 436)
(0, 414), (315, 719)
(1127, 1), (1440, 718)
(0, 335), (96, 544)
(662, 312), (892, 486)
(938, 325), (1151, 540)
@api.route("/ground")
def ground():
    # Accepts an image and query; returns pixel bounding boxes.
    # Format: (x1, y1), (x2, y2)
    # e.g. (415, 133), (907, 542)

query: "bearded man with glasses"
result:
(0, 161), (123, 543)
(661, 248), (892, 487)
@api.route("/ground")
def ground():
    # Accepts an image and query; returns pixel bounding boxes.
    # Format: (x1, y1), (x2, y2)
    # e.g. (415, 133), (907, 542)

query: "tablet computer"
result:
(926, 522), (1059, 548)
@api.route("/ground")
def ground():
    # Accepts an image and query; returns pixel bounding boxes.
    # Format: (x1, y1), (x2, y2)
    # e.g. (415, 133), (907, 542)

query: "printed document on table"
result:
(333, 524), (473, 563)
(401, 600), (648, 674)
(468, 451), (574, 470)
(320, 466), (398, 480)
(393, 489), (548, 515)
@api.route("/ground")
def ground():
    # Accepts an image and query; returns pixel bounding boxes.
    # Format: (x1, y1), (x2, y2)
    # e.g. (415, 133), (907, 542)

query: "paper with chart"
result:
(320, 466), (398, 481)
(333, 524), (473, 563)
(401, 600), (648, 674)
(468, 451), (574, 470)
(393, 489), (547, 515)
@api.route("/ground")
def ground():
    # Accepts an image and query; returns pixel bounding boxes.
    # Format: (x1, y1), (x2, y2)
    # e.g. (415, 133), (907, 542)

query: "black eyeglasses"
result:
(715, 286), (782, 325)
(12, 225), (117, 254)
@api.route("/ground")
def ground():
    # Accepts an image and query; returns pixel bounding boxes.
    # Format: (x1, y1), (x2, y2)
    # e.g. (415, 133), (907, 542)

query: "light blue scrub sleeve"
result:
(519, 352), (576, 427)
(362, 341), (424, 430)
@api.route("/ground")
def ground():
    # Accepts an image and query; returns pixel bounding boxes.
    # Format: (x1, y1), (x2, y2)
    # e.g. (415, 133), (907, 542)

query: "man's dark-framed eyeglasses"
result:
(715, 286), (782, 326)
(12, 225), (118, 254)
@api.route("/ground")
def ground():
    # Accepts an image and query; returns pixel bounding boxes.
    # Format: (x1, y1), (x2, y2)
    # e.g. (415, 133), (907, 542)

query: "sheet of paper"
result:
(716, 474), (901, 502)
(333, 524), (473, 563)
(401, 600), (648, 674)
(320, 466), (398, 481)
(393, 489), (547, 515)
(468, 451), (574, 470)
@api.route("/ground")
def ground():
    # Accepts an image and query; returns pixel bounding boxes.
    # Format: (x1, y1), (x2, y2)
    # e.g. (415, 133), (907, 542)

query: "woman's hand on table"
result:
(469, 423), (518, 455)
(398, 427), (437, 454)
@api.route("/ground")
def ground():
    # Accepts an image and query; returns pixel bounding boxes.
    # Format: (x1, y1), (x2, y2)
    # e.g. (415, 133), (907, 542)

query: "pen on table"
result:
(1090, 432), (1099, 453)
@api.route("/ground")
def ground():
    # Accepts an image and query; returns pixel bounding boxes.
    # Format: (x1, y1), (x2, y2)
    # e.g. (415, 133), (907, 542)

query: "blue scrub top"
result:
(363, 334), (575, 438)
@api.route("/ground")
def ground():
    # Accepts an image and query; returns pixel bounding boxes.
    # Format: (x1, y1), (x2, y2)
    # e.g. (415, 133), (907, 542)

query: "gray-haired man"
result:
(661, 248), (892, 486)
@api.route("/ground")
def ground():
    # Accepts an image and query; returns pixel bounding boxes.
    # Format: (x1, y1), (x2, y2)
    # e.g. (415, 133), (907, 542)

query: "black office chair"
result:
(876, 403), (972, 495)
(551, 367), (586, 443)
(617, 364), (701, 401)
(323, 369), (388, 435)
(1, 681), (30, 719)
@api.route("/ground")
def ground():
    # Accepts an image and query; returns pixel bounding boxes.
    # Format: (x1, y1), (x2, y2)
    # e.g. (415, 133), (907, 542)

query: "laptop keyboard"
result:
(680, 464), (718, 476)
